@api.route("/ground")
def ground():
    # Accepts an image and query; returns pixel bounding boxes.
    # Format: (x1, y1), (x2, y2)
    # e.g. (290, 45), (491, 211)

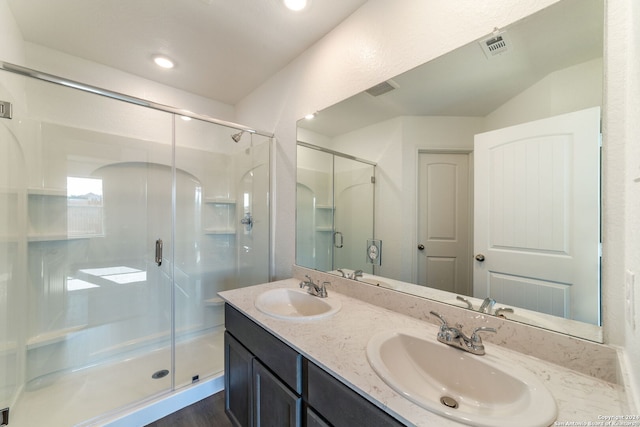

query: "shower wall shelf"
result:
(204, 197), (236, 204)
(26, 324), (88, 350)
(203, 229), (236, 235)
(27, 187), (68, 240)
(27, 234), (92, 242)
(315, 205), (334, 232)
(27, 187), (67, 196)
(203, 197), (237, 235)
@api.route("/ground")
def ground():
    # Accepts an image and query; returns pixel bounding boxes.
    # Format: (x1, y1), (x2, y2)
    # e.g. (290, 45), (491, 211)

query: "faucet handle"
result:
(456, 295), (474, 310)
(319, 281), (330, 298)
(470, 326), (497, 343)
(350, 270), (364, 280)
(300, 275), (314, 289)
(494, 307), (514, 317)
(430, 311), (448, 328)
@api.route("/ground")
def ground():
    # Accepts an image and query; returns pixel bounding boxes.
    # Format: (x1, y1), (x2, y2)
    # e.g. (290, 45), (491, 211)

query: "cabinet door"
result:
(253, 359), (301, 427)
(305, 406), (331, 427)
(225, 332), (254, 427)
(226, 304), (302, 393)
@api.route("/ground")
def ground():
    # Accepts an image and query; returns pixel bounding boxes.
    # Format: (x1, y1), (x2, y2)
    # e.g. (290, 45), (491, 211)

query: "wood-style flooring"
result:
(145, 391), (234, 427)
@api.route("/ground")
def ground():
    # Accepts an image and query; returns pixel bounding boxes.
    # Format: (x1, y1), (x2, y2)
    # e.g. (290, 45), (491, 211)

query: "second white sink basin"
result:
(255, 288), (341, 321)
(367, 329), (557, 427)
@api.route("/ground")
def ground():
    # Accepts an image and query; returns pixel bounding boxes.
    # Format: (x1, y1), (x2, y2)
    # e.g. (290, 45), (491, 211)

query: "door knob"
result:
(475, 254), (485, 262)
(418, 244), (425, 251)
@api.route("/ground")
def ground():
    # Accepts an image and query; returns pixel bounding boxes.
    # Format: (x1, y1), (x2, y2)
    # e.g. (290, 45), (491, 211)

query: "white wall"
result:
(615, 0), (640, 410)
(484, 58), (603, 130)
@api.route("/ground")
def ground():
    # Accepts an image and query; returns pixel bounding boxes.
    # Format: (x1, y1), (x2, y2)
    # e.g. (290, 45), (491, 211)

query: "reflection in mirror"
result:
(296, 0), (604, 342)
(296, 143), (376, 274)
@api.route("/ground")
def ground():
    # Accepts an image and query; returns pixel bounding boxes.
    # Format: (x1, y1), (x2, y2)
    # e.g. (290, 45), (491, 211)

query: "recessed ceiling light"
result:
(283, 0), (308, 11)
(304, 113), (315, 120)
(153, 55), (175, 69)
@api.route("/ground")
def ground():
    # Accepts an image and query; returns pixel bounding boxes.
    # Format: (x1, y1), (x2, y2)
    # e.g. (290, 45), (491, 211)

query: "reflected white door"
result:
(417, 153), (471, 294)
(473, 107), (601, 324)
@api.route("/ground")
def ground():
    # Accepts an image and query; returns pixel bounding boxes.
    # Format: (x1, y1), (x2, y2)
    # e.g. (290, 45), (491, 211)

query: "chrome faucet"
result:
(349, 270), (363, 280)
(494, 307), (514, 318)
(299, 275), (329, 298)
(430, 311), (496, 356)
(336, 269), (347, 278)
(478, 297), (496, 314)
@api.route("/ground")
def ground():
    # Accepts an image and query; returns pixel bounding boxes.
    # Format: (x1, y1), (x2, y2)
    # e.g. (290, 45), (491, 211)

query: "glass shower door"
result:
(296, 144), (375, 274)
(333, 156), (375, 273)
(296, 145), (334, 271)
(6, 74), (176, 426)
(0, 112), (27, 420)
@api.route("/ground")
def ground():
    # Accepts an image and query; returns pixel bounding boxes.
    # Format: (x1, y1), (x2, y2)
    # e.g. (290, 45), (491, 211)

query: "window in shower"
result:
(66, 176), (104, 237)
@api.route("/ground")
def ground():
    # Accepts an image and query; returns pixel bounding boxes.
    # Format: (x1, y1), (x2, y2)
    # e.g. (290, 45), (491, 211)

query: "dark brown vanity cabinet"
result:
(224, 304), (405, 427)
(224, 304), (301, 427)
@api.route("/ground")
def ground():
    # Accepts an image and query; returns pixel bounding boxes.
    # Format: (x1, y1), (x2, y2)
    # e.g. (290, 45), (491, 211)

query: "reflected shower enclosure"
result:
(296, 143), (375, 274)
(0, 67), (271, 426)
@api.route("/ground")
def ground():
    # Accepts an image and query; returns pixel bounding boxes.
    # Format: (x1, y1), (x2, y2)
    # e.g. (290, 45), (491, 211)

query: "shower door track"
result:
(0, 60), (274, 138)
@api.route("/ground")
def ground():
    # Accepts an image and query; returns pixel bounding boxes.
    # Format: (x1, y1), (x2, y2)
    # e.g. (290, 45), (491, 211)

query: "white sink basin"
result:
(255, 288), (341, 321)
(366, 329), (557, 427)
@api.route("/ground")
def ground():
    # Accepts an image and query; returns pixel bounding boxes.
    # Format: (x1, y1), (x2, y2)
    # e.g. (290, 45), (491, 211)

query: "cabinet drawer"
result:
(304, 359), (404, 427)
(225, 304), (302, 393)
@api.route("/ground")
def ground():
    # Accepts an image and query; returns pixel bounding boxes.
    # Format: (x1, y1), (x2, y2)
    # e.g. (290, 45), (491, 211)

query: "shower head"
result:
(231, 130), (244, 143)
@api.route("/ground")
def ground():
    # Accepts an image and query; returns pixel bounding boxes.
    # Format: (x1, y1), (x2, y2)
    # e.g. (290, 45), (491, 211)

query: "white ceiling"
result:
(299, 0), (604, 137)
(7, 0), (368, 104)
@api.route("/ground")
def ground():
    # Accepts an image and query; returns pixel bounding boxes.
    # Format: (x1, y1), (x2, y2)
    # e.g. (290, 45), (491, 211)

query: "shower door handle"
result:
(155, 239), (163, 266)
(333, 231), (344, 248)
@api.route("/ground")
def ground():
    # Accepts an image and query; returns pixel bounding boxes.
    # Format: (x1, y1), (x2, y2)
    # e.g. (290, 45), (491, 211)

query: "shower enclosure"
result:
(296, 143), (375, 274)
(0, 64), (271, 426)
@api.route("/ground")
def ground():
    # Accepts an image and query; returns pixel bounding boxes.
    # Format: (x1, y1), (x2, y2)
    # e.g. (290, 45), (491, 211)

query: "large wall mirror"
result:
(296, 0), (604, 342)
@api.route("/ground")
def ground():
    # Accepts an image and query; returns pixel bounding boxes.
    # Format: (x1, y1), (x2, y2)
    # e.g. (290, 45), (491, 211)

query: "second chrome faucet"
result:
(430, 311), (496, 356)
(299, 275), (329, 298)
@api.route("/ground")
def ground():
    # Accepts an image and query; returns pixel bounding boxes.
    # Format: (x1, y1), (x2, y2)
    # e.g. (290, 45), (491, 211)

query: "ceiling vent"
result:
(365, 79), (398, 97)
(479, 30), (511, 59)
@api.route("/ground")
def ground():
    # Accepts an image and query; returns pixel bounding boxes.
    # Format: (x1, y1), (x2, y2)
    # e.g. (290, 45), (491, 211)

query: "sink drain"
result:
(440, 396), (459, 409)
(152, 369), (169, 379)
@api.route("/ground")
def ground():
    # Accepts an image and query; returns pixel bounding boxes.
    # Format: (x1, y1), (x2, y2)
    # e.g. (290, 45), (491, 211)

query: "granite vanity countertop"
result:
(219, 279), (631, 427)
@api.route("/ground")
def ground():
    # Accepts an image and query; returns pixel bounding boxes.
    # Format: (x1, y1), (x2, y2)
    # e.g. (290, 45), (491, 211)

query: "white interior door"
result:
(418, 153), (471, 294)
(473, 107), (601, 325)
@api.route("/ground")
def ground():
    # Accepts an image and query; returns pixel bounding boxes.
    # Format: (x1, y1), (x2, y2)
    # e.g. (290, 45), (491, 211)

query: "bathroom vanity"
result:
(219, 278), (632, 426)
(224, 304), (402, 426)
